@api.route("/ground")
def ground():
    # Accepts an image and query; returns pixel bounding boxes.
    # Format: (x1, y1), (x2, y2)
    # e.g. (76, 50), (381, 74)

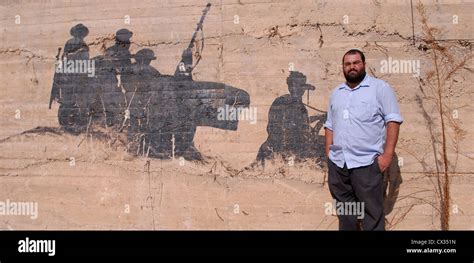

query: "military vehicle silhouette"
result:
(49, 3), (250, 160)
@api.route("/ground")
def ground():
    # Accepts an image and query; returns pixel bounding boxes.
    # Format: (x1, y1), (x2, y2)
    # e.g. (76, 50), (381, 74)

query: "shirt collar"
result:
(338, 74), (371, 91)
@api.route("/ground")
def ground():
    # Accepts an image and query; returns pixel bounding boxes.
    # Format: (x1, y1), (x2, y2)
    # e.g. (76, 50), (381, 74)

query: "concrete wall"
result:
(0, 0), (472, 229)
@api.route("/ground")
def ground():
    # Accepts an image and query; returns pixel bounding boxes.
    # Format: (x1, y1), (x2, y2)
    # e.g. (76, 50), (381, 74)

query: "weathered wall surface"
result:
(0, 0), (472, 229)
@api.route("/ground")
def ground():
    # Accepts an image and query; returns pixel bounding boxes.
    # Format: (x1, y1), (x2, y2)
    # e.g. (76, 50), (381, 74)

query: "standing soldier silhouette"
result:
(49, 23), (90, 133)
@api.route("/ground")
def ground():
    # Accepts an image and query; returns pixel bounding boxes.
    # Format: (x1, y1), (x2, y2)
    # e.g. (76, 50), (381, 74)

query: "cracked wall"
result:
(0, 0), (472, 230)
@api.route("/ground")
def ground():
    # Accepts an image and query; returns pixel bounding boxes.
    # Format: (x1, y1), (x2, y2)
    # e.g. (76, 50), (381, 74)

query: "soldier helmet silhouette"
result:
(287, 71), (315, 90)
(135, 48), (157, 61)
(70, 23), (89, 38)
(115, 28), (133, 43)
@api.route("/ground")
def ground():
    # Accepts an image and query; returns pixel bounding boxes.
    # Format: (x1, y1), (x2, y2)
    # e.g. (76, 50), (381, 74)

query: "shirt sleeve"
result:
(323, 91), (334, 131)
(379, 82), (404, 124)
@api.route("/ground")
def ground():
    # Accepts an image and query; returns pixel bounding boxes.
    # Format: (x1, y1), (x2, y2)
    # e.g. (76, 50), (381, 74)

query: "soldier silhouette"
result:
(146, 47), (201, 159)
(167, 38), (201, 160)
(174, 48), (193, 81)
(105, 28), (134, 68)
(91, 28), (133, 128)
(121, 48), (170, 156)
(257, 71), (325, 164)
(63, 23), (90, 61)
(50, 23), (90, 134)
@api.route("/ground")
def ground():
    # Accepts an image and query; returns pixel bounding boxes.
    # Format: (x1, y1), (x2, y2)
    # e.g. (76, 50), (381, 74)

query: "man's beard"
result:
(344, 69), (366, 84)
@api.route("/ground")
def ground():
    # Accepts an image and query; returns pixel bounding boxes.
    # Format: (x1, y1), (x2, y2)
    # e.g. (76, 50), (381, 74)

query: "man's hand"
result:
(377, 153), (392, 173)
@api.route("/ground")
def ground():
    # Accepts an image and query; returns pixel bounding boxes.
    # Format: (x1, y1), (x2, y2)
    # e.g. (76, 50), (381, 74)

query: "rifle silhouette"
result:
(174, 3), (211, 79)
(49, 47), (63, 109)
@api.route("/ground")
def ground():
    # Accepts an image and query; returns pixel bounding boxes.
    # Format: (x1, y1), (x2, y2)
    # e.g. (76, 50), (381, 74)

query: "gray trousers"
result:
(328, 157), (385, 231)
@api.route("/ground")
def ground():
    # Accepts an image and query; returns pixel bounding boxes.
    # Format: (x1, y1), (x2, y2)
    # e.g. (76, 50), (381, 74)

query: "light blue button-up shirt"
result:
(324, 74), (403, 169)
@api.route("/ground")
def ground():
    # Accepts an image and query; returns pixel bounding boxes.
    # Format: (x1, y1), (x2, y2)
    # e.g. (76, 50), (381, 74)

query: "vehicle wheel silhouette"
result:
(58, 104), (82, 134)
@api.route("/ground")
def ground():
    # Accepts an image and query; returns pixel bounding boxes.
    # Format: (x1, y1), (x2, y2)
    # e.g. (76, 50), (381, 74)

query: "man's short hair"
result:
(342, 49), (365, 64)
